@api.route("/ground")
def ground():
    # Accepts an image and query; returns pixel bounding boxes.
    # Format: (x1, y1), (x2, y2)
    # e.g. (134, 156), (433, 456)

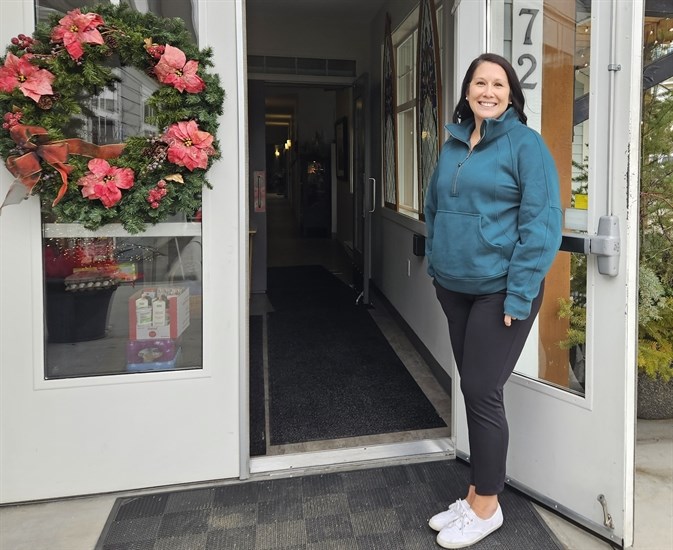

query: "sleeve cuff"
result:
(504, 293), (532, 320)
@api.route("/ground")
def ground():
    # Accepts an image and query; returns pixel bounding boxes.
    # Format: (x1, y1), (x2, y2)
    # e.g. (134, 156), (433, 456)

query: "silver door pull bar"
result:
(368, 178), (376, 213)
(560, 215), (620, 277)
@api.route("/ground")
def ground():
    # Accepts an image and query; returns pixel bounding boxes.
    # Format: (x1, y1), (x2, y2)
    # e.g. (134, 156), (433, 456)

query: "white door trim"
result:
(234, 0), (252, 481)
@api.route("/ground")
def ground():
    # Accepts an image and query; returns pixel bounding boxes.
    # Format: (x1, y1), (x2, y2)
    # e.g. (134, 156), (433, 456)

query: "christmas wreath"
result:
(0, 4), (224, 233)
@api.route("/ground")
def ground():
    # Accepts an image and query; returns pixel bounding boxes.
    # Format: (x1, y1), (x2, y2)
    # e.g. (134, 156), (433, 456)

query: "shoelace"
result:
(451, 504), (474, 532)
(449, 499), (463, 512)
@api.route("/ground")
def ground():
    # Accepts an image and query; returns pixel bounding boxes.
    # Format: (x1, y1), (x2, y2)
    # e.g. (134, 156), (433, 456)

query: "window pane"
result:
(36, 0), (203, 379)
(44, 232), (203, 378)
(397, 33), (416, 104)
(495, 0), (589, 396)
(383, 17), (398, 206)
(397, 108), (418, 212)
(437, 5), (444, 69)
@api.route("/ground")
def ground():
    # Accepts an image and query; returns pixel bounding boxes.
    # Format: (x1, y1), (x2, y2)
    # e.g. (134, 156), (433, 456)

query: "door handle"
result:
(256, 174), (262, 208)
(560, 215), (620, 276)
(368, 177), (376, 213)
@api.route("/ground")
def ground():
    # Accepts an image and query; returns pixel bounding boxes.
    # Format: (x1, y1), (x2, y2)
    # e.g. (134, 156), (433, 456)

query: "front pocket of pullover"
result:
(432, 210), (509, 280)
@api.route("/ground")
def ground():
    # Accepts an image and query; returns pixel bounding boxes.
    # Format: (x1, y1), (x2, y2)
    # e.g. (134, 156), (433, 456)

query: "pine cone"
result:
(37, 95), (55, 110)
(150, 142), (167, 159)
(104, 35), (118, 52)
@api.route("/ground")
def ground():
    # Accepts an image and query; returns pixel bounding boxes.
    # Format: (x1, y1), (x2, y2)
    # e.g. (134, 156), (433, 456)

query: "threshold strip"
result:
(249, 437), (454, 475)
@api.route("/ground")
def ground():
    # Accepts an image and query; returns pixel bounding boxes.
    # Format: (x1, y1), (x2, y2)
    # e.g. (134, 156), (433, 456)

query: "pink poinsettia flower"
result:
(162, 120), (215, 171)
(78, 158), (134, 208)
(0, 53), (54, 103)
(154, 45), (205, 93)
(51, 9), (105, 60)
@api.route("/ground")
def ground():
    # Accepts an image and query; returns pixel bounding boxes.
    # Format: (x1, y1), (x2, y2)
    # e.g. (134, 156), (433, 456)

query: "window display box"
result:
(128, 286), (190, 340)
(126, 338), (179, 364)
(127, 346), (181, 373)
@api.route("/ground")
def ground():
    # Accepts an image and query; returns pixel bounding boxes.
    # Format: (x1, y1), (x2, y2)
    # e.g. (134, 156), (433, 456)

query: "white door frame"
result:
(452, 0), (642, 546)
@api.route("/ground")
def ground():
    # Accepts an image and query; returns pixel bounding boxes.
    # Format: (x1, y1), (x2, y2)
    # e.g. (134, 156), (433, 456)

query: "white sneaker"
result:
(428, 499), (470, 531)
(436, 504), (503, 549)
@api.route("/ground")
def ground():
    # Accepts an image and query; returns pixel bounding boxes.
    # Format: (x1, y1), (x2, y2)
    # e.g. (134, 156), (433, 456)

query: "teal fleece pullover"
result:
(424, 108), (562, 320)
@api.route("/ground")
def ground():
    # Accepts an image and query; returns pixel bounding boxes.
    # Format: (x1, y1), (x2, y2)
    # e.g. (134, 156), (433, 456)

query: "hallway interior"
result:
(250, 193), (451, 457)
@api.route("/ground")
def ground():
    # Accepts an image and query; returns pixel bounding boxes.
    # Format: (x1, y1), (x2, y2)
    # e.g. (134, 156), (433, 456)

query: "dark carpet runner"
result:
(265, 265), (446, 445)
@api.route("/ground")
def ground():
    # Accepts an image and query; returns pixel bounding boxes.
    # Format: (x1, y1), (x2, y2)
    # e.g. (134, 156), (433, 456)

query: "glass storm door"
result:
(453, 0), (644, 546)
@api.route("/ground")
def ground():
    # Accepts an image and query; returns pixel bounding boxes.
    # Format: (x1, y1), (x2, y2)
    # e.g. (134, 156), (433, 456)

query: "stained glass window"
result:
(383, 15), (398, 208)
(417, 0), (442, 219)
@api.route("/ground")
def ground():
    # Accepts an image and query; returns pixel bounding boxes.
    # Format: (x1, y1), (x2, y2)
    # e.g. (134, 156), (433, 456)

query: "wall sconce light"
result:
(274, 145), (280, 157)
(285, 139), (292, 150)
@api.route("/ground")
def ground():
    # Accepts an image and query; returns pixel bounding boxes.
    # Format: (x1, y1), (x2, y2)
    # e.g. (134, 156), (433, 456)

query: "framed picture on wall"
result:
(335, 117), (348, 179)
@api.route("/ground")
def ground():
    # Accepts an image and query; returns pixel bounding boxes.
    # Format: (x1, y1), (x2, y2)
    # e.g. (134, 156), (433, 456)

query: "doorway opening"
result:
(244, 0), (452, 468)
(247, 82), (451, 460)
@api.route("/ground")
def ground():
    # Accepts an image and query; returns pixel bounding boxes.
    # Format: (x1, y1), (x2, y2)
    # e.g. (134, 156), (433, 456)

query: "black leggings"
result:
(434, 280), (544, 495)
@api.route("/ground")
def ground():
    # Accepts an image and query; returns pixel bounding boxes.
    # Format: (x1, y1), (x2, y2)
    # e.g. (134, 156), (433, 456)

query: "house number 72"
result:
(517, 8), (539, 90)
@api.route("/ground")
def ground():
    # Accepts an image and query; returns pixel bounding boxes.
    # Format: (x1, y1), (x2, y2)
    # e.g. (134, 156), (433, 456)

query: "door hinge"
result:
(597, 494), (615, 529)
(608, 64), (621, 71)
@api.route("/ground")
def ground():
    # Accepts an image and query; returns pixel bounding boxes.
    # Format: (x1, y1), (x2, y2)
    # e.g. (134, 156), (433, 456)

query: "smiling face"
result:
(466, 61), (511, 128)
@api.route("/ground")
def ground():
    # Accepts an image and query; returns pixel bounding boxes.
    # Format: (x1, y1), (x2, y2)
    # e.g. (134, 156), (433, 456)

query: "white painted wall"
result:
(379, 211), (453, 369)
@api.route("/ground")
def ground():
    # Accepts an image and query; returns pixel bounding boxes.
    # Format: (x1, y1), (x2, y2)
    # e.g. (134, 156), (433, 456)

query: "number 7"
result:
(519, 8), (540, 45)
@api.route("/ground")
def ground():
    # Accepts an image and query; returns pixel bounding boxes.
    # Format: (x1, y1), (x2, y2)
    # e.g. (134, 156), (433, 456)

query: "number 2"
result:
(518, 54), (538, 89)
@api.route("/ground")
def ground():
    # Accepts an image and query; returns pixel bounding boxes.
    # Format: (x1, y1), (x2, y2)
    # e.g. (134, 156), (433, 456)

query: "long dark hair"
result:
(452, 53), (527, 125)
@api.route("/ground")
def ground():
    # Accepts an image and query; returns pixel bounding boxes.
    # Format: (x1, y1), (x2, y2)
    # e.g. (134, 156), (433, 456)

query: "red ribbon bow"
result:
(2, 124), (126, 209)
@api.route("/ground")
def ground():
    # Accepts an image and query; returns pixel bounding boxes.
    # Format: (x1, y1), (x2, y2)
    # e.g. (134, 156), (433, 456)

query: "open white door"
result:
(0, 0), (247, 502)
(453, 0), (643, 546)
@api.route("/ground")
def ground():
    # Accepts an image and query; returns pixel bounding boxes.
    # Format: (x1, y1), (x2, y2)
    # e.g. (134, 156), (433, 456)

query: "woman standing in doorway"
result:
(424, 53), (562, 548)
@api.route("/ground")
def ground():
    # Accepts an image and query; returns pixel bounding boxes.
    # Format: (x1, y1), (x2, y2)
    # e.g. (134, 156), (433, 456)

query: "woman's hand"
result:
(504, 315), (516, 327)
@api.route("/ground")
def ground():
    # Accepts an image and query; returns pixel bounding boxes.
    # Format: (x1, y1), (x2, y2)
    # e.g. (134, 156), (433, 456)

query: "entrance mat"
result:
(266, 266), (446, 445)
(95, 459), (563, 550)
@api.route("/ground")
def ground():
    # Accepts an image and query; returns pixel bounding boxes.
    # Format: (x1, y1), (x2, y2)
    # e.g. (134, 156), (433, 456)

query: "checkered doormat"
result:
(96, 460), (563, 550)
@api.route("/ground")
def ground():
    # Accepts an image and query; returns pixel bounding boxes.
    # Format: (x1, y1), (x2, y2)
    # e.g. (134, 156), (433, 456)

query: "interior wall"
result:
(294, 88), (337, 146)
(246, 10), (371, 73)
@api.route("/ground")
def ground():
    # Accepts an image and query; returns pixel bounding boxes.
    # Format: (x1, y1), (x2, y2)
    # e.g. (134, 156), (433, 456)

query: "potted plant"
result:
(636, 268), (673, 419)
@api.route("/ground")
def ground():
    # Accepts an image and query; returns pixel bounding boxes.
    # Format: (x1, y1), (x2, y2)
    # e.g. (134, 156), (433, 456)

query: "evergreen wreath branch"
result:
(0, 3), (225, 233)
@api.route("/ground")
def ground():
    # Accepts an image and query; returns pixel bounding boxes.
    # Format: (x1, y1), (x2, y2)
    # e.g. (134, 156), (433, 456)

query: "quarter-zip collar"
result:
(445, 107), (522, 148)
